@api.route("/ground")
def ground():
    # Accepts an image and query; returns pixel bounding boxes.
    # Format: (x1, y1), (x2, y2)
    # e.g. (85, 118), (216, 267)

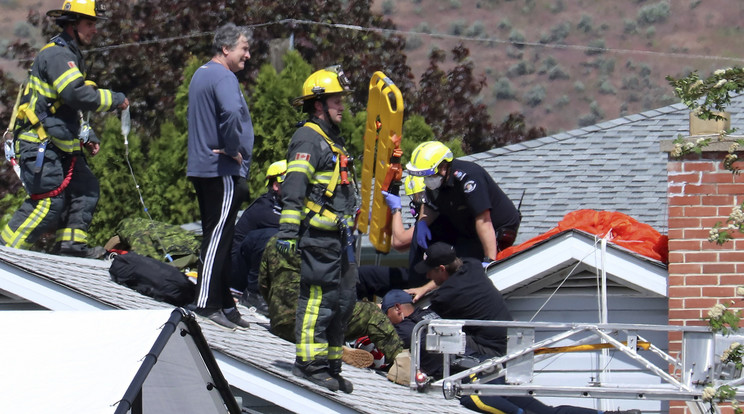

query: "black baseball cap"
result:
(413, 242), (457, 274)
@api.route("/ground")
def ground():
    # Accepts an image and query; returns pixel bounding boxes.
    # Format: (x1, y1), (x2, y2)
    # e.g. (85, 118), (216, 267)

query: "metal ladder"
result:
(409, 320), (741, 412)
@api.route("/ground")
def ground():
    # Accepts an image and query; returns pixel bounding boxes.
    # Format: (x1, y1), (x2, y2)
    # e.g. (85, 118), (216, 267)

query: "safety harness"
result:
(10, 37), (78, 199)
(301, 122), (357, 263)
(301, 121), (353, 228)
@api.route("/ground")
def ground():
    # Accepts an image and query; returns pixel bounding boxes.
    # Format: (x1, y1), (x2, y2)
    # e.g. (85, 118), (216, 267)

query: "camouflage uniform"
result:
(259, 234), (403, 361)
(115, 218), (201, 270)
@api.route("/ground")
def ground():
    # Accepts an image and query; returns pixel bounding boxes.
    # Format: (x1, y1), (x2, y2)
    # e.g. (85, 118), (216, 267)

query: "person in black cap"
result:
(407, 243), (641, 414)
(414, 241), (512, 357)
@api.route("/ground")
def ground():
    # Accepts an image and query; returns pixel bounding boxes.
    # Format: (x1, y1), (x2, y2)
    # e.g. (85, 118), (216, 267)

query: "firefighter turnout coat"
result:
(277, 117), (358, 364)
(1, 32), (126, 250)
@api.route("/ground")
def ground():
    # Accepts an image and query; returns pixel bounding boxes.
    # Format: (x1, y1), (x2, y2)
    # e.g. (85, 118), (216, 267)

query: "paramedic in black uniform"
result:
(406, 141), (521, 263)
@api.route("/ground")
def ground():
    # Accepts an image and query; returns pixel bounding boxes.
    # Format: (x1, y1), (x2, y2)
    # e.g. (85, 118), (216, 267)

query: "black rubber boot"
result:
(292, 359), (339, 392)
(58, 241), (105, 259)
(329, 359), (353, 394)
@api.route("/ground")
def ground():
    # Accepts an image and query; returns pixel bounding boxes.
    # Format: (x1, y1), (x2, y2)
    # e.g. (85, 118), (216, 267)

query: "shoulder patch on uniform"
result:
(67, 61), (76, 69)
(463, 180), (477, 193)
(295, 152), (311, 161)
(453, 170), (466, 181)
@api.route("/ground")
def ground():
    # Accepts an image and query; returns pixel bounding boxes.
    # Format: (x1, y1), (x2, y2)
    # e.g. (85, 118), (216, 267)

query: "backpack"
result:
(109, 252), (196, 306)
(114, 217), (201, 271)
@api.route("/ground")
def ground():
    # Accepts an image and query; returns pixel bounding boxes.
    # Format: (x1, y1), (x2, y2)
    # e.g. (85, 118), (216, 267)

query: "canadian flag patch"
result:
(295, 152), (311, 161)
(67, 61), (76, 69)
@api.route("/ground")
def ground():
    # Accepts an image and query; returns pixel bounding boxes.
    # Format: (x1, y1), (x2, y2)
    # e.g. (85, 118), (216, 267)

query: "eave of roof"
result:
(0, 246), (468, 414)
(487, 229), (667, 297)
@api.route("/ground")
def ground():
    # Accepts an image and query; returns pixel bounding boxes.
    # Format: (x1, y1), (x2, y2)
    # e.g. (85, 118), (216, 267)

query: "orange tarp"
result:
(497, 210), (669, 264)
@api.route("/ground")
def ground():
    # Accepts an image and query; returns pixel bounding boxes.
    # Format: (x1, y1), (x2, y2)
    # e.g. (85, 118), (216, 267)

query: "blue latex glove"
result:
(415, 220), (431, 249)
(276, 238), (297, 255)
(381, 190), (402, 210)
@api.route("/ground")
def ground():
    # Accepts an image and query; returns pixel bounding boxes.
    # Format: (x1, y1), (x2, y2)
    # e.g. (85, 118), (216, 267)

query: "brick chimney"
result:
(663, 125), (744, 414)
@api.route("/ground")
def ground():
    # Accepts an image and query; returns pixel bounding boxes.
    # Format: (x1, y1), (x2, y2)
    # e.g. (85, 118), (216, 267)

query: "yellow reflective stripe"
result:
(3, 198), (52, 248)
(328, 346), (342, 360)
(17, 131), (42, 143)
(303, 122), (344, 197)
(468, 395), (508, 414)
(55, 228), (87, 243)
(308, 215), (337, 231)
(310, 171), (334, 185)
(279, 209), (302, 226)
(51, 137), (78, 153)
(40, 42), (57, 52)
(286, 159), (313, 178)
(96, 89), (112, 111)
(29, 75), (56, 99)
(296, 285), (325, 360)
(53, 67), (83, 93)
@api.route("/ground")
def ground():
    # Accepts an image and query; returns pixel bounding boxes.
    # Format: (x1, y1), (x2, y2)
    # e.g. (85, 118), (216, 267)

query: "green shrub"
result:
(465, 21), (485, 38)
(550, 0), (565, 14)
(577, 14), (593, 33)
(382, 0), (394, 15)
(585, 38), (605, 55)
(637, 1), (670, 25)
(506, 61), (532, 77)
(13, 21), (33, 38)
(506, 45), (523, 59)
(555, 94), (570, 107)
(405, 35), (423, 51)
(498, 18), (512, 31)
(450, 19), (467, 36)
(508, 29), (526, 47)
(598, 79), (616, 95)
(623, 19), (638, 35)
(416, 22), (432, 34)
(645, 25), (656, 39)
(622, 75), (641, 90)
(524, 84), (546, 107)
(548, 65), (570, 80)
(493, 77), (516, 100)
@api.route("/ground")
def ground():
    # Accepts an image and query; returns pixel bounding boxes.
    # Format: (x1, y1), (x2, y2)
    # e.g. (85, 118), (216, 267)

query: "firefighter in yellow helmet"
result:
(0, 0), (129, 258)
(276, 66), (358, 393)
(230, 159), (287, 316)
(406, 140), (521, 273)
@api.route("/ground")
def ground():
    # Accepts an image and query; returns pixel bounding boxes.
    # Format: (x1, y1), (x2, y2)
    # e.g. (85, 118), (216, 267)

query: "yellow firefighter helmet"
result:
(291, 65), (352, 108)
(47, 0), (107, 20)
(406, 141), (453, 177)
(264, 159), (287, 187)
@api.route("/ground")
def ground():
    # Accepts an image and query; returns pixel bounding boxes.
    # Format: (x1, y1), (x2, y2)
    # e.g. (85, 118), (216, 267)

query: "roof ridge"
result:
(468, 102), (690, 159)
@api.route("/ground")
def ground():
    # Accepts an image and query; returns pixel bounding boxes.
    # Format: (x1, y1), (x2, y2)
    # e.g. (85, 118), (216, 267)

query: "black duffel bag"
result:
(109, 252), (196, 306)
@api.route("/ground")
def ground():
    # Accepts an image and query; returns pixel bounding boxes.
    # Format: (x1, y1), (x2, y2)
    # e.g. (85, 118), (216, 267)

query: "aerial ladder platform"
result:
(410, 319), (744, 413)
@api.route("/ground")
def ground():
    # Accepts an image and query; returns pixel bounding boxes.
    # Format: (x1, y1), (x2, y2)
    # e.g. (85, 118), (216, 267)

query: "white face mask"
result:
(424, 175), (443, 190)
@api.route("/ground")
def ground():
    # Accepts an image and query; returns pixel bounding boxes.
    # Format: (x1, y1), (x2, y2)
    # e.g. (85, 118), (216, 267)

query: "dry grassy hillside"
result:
(372, 0), (744, 134)
(3, 1), (743, 135)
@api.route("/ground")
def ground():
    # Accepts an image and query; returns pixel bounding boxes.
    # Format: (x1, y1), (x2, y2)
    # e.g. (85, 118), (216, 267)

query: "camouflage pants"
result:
(259, 234), (403, 362)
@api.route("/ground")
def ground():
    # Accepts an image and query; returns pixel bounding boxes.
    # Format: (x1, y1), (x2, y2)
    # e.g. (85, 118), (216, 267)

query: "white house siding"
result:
(505, 292), (669, 413)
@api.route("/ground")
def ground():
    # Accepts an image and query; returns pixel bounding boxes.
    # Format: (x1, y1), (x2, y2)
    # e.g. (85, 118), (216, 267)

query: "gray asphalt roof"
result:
(462, 96), (744, 244)
(0, 245), (467, 414)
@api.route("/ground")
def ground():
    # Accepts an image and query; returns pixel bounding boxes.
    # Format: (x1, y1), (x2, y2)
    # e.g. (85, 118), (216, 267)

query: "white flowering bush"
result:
(705, 302), (742, 336)
(701, 300), (744, 413)
(669, 68), (744, 245)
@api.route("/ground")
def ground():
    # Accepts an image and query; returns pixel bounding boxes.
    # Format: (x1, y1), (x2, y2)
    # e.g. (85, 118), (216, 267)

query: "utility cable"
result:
(15, 18), (737, 65)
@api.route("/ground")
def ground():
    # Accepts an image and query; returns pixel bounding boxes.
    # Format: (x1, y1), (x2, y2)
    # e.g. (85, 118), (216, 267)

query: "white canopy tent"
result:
(0, 308), (240, 414)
